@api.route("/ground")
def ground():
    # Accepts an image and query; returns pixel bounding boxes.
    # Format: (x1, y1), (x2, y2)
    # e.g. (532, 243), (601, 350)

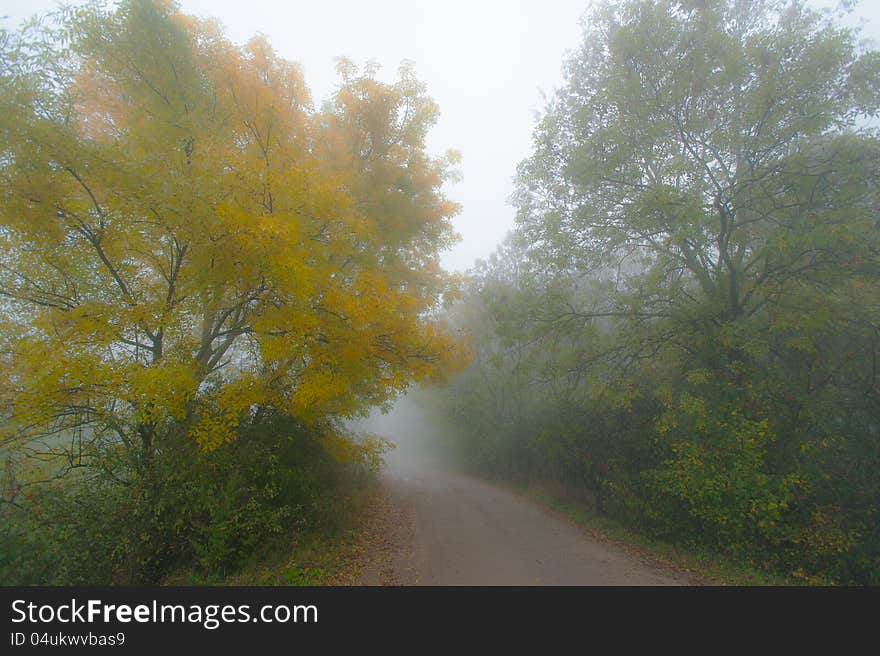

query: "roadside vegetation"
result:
(425, 0), (880, 585)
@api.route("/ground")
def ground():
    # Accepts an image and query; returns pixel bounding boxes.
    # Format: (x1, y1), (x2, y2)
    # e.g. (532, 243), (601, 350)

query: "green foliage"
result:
(649, 386), (804, 547)
(0, 415), (385, 584)
(429, 0), (880, 584)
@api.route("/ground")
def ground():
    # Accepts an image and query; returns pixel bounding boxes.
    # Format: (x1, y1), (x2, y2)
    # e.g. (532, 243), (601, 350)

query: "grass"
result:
(507, 480), (800, 586)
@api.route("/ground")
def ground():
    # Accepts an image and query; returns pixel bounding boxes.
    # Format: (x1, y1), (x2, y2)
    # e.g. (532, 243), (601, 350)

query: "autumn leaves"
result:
(0, 0), (468, 457)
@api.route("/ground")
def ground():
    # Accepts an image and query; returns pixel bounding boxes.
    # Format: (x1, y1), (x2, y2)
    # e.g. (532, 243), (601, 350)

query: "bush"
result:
(0, 414), (384, 584)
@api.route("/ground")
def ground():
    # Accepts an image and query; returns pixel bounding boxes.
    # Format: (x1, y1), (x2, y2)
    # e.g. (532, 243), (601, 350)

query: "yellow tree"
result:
(0, 0), (466, 477)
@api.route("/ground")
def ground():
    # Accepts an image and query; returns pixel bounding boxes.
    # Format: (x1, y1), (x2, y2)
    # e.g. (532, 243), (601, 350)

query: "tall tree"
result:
(0, 0), (466, 474)
(514, 0), (880, 336)
(432, 0), (880, 582)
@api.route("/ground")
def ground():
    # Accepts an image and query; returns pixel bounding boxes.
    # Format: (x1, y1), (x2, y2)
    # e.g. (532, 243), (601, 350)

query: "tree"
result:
(0, 0), (466, 484)
(514, 0), (880, 335)
(431, 0), (880, 581)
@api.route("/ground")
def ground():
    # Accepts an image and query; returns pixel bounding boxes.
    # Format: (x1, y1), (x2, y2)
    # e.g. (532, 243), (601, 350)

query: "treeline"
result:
(428, 0), (880, 584)
(0, 0), (464, 583)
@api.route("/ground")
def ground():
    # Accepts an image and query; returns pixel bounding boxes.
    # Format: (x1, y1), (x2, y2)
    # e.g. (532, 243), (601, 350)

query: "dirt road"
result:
(374, 462), (690, 586)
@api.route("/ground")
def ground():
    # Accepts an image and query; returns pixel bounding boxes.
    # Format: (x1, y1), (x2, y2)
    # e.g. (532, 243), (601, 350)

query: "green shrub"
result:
(0, 413), (382, 584)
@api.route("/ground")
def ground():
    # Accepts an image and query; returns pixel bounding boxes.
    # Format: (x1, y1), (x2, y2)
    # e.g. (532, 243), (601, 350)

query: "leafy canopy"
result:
(514, 0), (880, 327)
(0, 0), (468, 457)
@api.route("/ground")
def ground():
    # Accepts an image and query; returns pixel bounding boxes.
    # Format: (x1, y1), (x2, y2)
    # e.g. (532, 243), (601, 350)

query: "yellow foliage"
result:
(321, 429), (392, 470)
(0, 0), (469, 453)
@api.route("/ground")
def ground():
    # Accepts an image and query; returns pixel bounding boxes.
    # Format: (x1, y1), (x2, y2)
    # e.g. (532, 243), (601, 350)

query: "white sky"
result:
(2, 0), (879, 273)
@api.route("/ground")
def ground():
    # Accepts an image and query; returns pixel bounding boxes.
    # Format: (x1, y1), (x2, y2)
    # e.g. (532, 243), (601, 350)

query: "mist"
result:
(347, 394), (451, 475)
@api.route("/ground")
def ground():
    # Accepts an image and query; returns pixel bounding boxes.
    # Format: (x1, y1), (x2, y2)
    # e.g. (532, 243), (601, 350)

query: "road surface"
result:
(374, 462), (690, 586)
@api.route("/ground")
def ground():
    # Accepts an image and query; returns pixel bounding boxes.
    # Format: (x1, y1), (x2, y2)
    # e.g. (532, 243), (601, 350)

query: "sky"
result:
(2, 0), (880, 273)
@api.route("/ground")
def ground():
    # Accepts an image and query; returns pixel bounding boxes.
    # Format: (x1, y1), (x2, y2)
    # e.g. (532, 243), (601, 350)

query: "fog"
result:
(347, 394), (451, 474)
